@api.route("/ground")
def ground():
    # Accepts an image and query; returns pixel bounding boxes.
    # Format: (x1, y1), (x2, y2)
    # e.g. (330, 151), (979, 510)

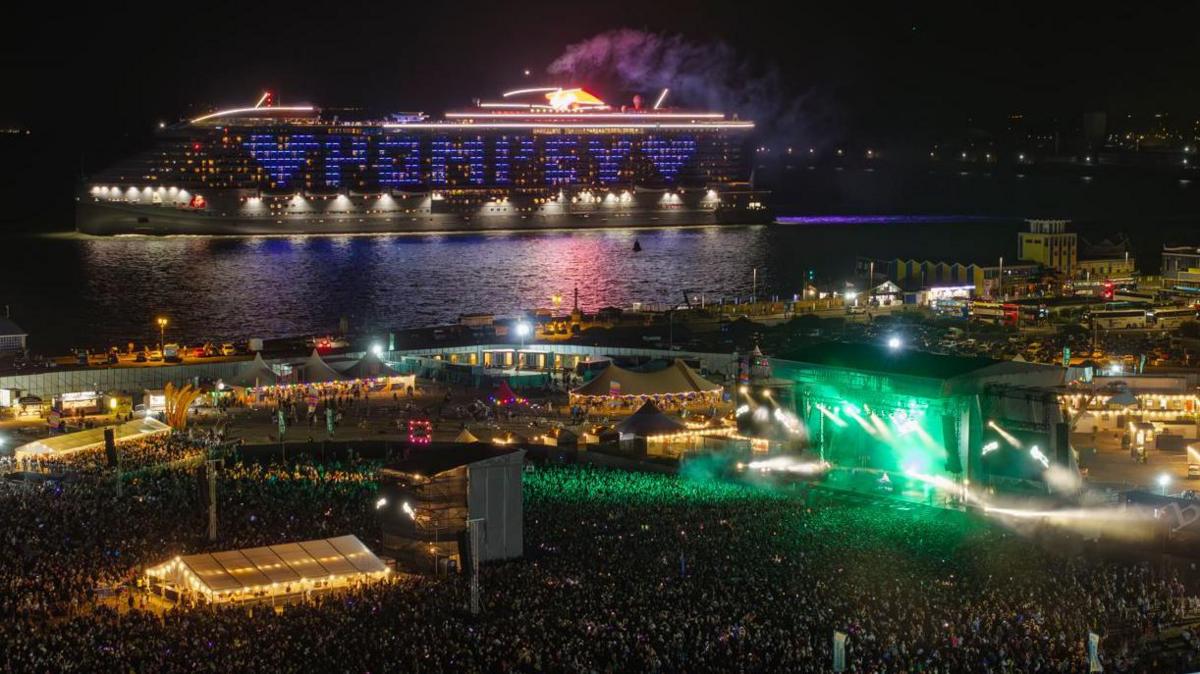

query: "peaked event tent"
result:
(616, 400), (687, 438)
(299, 349), (346, 383)
(494, 380), (524, 403)
(455, 428), (480, 443)
(342, 350), (400, 380)
(15, 417), (172, 458)
(144, 534), (389, 604)
(230, 353), (279, 388)
(541, 427), (578, 447)
(570, 359), (723, 401)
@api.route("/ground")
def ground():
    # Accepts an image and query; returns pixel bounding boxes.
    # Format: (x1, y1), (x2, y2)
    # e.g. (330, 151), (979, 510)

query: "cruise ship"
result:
(77, 88), (770, 235)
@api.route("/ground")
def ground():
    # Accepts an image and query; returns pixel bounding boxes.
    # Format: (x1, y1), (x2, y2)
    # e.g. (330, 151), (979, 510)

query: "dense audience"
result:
(20, 433), (215, 474)
(0, 461), (1196, 672)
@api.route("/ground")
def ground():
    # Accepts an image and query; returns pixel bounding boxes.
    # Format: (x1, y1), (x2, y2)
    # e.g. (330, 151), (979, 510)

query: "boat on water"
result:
(77, 87), (771, 236)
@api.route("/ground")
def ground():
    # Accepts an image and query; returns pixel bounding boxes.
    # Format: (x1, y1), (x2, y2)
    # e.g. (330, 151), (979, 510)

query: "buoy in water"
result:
(633, 239), (642, 252)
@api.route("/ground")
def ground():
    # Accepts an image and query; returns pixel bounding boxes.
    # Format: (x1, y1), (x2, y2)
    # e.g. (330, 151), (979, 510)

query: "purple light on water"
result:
(777, 213), (1012, 224)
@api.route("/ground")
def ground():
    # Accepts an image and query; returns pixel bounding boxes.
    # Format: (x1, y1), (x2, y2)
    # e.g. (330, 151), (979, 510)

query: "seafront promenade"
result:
(0, 343), (738, 401)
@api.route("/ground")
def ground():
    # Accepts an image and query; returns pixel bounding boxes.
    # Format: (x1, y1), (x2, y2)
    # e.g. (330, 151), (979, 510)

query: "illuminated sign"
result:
(532, 127), (645, 135)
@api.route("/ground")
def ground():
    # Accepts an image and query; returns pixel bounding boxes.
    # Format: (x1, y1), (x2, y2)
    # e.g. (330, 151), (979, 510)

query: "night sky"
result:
(3, 2), (1199, 224)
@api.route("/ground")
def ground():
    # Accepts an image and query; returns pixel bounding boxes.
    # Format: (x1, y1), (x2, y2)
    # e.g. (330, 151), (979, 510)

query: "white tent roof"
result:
(455, 428), (480, 443)
(342, 350), (401, 380)
(146, 535), (386, 597)
(231, 353), (279, 388)
(299, 349), (346, 383)
(572, 359), (723, 398)
(15, 417), (172, 458)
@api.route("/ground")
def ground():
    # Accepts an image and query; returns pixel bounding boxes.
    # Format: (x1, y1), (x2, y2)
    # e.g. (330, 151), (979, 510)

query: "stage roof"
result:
(776, 341), (1067, 395)
(778, 342), (1004, 381)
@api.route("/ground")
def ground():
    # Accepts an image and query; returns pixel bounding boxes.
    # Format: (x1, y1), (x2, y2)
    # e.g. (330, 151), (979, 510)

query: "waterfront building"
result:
(1017, 219), (1077, 275)
(1162, 245), (1200, 292)
(1076, 255), (1136, 281)
(859, 257), (1041, 299)
(0, 316), (27, 354)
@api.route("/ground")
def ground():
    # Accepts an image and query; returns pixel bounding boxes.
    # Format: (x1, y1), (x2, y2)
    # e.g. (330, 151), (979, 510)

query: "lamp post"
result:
(156, 317), (168, 353)
(515, 321), (531, 370)
(1158, 473), (1171, 496)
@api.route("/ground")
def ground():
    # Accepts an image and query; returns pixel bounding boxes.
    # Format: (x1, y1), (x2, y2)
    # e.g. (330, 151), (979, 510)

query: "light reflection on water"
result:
(11, 221), (1020, 351)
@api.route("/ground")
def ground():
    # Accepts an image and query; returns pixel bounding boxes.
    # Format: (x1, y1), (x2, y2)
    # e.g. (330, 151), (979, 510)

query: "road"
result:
(1074, 428), (1197, 494)
(51, 353), (253, 369)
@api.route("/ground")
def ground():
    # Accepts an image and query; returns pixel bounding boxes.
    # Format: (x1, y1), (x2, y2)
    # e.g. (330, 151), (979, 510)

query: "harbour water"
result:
(0, 215), (1176, 353)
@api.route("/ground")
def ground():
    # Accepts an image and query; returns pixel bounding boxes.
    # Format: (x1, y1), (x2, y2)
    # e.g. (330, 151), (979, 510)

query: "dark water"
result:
(0, 212), (1183, 353)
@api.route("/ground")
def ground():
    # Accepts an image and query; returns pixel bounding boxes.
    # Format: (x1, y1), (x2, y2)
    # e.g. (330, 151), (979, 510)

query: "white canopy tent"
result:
(230, 353), (280, 388)
(144, 534), (390, 604)
(15, 417), (172, 459)
(571, 359), (723, 402)
(298, 349), (347, 383)
(455, 428), (480, 443)
(341, 350), (401, 380)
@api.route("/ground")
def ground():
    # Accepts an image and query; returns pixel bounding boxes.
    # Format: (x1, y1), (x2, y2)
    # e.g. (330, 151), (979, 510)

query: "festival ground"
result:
(3, 454), (1199, 672)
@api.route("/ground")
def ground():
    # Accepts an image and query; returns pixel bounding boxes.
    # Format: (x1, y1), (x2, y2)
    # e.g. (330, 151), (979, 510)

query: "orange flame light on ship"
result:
(545, 88), (606, 110)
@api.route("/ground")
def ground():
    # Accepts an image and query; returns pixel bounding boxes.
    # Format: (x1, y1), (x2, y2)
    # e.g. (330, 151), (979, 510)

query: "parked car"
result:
(220, 342), (237, 356)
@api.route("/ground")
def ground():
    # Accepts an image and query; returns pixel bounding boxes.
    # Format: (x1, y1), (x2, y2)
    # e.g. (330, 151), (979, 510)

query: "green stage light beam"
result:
(816, 404), (848, 428)
(843, 406), (877, 435)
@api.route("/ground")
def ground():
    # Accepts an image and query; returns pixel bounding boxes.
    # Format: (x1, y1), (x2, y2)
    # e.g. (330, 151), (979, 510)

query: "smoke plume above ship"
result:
(547, 28), (826, 147)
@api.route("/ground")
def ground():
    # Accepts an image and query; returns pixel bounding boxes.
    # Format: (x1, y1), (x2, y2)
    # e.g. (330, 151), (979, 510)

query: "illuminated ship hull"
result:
(77, 89), (770, 235)
(76, 189), (770, 236)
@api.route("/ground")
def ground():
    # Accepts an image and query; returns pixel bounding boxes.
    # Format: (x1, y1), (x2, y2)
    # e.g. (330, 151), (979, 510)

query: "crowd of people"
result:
(0, 459), (1197, 671)
(17, 433), (215, 474)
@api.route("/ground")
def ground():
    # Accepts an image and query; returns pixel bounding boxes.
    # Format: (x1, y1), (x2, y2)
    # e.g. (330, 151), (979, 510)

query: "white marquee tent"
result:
(15, 417), (172, 459)
(144, 534), (389, 604)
